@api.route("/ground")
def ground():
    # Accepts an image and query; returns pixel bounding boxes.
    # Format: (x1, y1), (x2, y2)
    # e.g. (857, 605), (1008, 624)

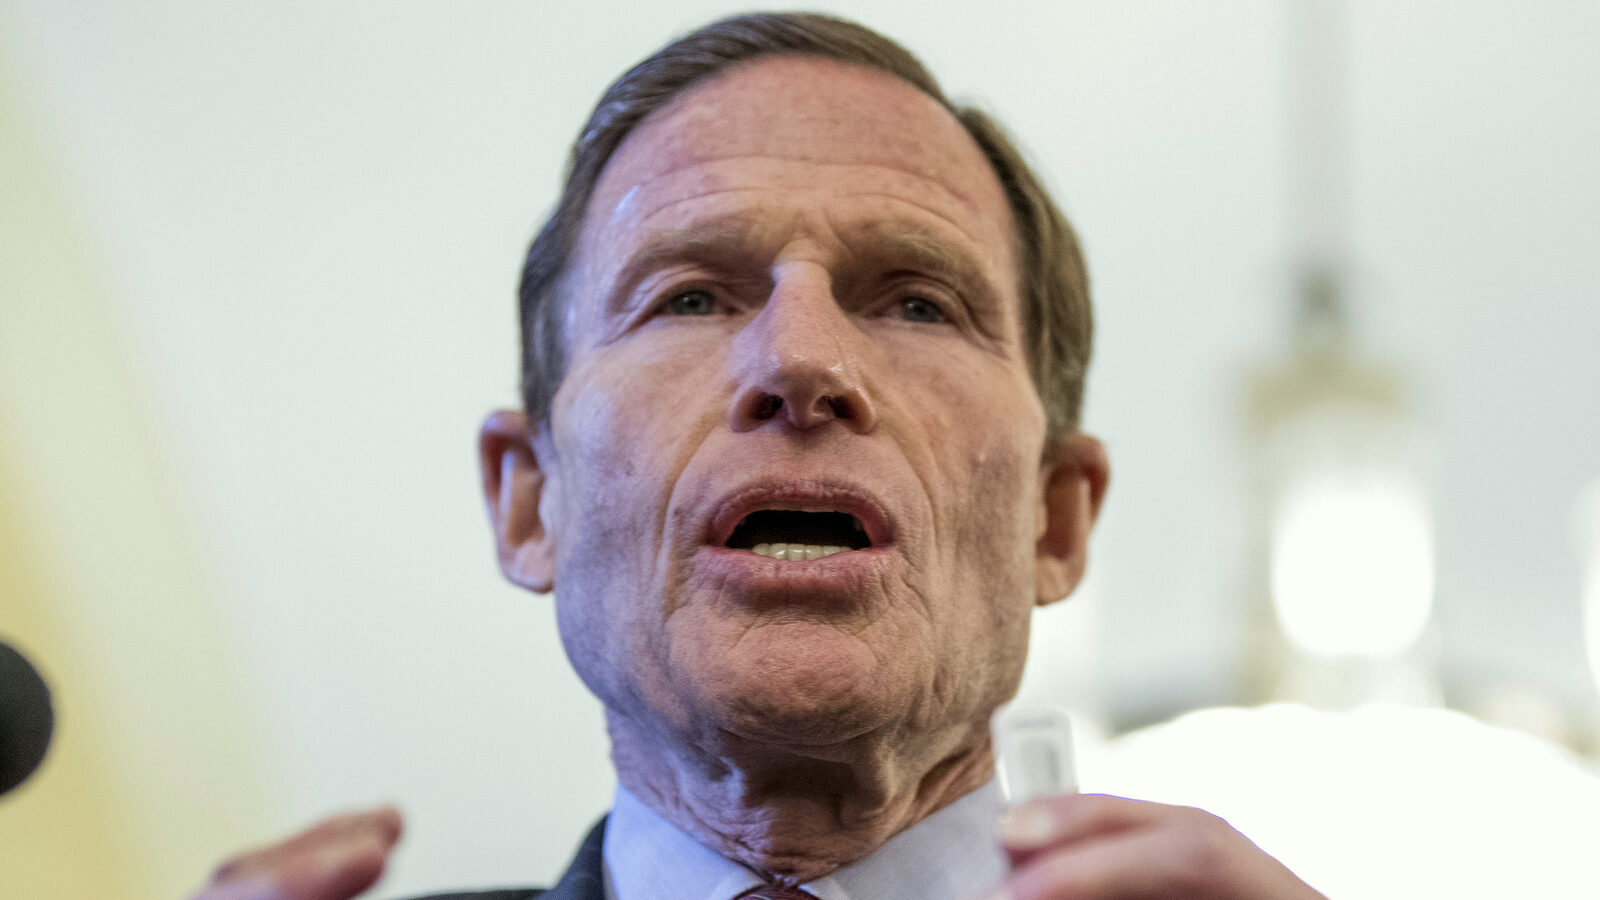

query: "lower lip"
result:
(694, 545), (895, 609)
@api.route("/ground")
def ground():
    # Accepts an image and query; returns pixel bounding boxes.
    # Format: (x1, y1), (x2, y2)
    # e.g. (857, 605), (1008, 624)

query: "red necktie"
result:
(739, 885), (820, 900)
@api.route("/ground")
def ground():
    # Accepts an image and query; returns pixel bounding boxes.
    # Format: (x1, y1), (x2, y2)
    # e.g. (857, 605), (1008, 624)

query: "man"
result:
(195, 13), (1325, 900)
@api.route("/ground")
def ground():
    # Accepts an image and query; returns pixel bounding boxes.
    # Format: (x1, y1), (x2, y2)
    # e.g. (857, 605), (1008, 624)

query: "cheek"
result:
(892, 346), (1045, 540)
(554, 339), (724, 491)
(544, 337), (727, 599)
(894, 359), (1043, 721)
(545, 342), (722, 704)
(907, 354), (1045, 629)
(965, 394), (1045, 532)
(949, 424), (1042, 630)
(949, 414), (1043, 689)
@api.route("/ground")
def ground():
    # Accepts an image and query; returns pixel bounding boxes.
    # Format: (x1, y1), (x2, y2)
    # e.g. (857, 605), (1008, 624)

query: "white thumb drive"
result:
(991, 703), (1078, 806)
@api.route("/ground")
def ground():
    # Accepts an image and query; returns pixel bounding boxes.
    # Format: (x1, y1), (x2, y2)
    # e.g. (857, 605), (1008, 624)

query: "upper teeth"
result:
(749, 543), (851, 561)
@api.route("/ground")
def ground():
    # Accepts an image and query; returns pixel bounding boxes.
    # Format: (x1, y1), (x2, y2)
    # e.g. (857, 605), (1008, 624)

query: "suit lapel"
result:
(538, 818), (607, 900)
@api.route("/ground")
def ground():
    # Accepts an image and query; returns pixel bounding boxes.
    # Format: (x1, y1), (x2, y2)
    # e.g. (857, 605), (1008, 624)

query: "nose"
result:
(728, 267), (877, 434)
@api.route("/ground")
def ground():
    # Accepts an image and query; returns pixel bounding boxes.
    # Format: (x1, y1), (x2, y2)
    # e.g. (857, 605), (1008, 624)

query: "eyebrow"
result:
(609, 215), (774, 300)
(848, 218), (990, 292)
(607, 211), (1001, 308)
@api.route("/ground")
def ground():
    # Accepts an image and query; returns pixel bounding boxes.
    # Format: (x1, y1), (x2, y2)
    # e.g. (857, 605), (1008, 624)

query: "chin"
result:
(720, 684), (890, 748)
(684, 619), (922, 748)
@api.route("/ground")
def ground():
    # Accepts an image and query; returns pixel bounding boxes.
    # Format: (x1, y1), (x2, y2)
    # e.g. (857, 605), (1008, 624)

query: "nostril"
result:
(754, 395), (783, 420)
(731, 384), (875, 433)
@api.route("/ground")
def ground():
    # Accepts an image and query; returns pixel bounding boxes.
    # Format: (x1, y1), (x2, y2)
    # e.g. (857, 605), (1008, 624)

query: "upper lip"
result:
(706, 481), (895, 549)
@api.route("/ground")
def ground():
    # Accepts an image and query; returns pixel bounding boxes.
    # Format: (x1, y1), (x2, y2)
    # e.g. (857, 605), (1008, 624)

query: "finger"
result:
(194, 831), (394, 900)
(993, 806), (1327, 900)
(277, 829), (397, 900)
(996, 826), (1212, 900)
(998, 794), (1182, 860)
(209, 807), (402, 885)
(198, 807), (403, 900)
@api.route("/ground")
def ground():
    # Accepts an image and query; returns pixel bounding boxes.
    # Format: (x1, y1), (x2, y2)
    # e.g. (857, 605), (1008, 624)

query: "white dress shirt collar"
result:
(602, 782), (1007, 900)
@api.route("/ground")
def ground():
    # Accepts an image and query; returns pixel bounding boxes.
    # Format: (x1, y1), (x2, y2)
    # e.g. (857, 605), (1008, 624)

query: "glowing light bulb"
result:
(1270, 467), (1434, 659)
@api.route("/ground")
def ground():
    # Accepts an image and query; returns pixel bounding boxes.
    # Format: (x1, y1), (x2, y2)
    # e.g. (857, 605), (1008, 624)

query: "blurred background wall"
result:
(1, 2), (1597, 898)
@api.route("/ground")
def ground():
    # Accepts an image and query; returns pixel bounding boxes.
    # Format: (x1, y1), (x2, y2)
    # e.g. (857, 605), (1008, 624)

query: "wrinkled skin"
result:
(473, 57), (1107, 883)
(193, 56), (1324, 900)
(480, 57), (1106, 880)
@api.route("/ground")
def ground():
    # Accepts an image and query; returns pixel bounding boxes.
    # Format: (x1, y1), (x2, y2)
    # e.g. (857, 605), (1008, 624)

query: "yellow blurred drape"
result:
(1, 51), (273, 900)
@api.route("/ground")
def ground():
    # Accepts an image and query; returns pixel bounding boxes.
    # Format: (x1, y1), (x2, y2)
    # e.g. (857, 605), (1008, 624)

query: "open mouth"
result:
(724, 509), (872, 560)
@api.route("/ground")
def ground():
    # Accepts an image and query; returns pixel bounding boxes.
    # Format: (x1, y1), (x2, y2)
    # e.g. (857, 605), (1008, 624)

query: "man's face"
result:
(490, 57), (1098, 756)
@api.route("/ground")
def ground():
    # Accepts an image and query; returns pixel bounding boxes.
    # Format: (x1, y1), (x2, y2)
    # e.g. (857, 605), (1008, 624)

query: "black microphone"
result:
(0, 639), (54, 797)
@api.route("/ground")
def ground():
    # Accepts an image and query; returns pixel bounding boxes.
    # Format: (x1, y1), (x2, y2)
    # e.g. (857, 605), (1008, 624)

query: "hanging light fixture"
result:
(1244, 273), (1436, 705)
(1239, 0), (1437, 706)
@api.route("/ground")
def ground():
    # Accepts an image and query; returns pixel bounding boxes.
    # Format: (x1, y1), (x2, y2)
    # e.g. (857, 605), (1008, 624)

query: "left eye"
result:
(896, 296), (947, 324)
(666, 289), (716, 316)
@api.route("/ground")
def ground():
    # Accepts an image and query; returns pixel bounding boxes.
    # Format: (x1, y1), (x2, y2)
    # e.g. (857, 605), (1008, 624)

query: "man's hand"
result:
(189, 807), (403, 900)
(989, 794), (1326, 900)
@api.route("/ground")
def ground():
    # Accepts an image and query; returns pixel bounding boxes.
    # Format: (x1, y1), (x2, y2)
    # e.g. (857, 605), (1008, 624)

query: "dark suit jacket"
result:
(403, 818), (606, 900)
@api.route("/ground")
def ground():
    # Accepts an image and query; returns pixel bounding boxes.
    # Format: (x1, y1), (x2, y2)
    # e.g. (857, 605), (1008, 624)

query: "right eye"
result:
(665, 289), (716, 316)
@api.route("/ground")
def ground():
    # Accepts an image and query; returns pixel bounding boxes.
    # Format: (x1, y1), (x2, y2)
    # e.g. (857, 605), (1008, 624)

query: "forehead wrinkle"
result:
(600, 153), (995, 232)
(630, 188), (768, 231)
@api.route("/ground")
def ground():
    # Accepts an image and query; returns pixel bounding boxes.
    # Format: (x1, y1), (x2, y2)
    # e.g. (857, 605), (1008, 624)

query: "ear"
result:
(479, 409), (557, 593)
(1034, 432), (1110, 606)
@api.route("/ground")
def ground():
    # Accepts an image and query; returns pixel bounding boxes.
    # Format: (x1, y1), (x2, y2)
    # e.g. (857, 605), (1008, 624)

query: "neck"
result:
(608, 711), (996, 884)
